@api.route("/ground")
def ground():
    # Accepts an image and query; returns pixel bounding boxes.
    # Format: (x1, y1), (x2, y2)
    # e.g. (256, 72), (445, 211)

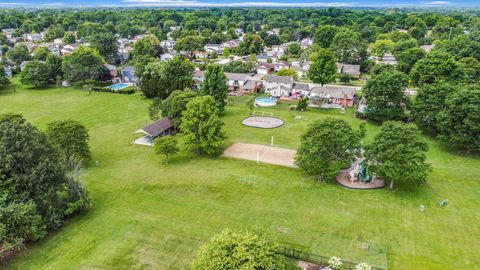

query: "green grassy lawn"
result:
(1, 83), (479, 270)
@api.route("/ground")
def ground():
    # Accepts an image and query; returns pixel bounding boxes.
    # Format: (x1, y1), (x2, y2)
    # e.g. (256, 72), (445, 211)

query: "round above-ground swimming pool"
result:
(255, 97), (277, 107)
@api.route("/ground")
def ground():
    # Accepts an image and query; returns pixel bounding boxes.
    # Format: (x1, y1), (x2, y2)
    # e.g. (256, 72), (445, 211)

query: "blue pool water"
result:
(255, 97), (277, 107)
(106, 83), (132, 90)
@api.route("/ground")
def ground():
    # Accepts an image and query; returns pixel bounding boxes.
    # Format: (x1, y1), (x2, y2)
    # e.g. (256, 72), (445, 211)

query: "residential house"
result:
(222, 39), (241, 49)
(193, 69), (204, 88)
(256, 54), (275, 63)
(3, 66), (12, 77)
(257, 63), (274, 75)
(225, 72), (250, 91)
(263, 75), (294, 97)
(193, 70), (261, 94)
(204, 44), (224, 54)
(105, 64), (118, 78)
(53, 38), (64, 45)
(160, 39), (175, 51)
(420, 44), (435, 52)
(292, 82), (310, 97)
(61, 44), (79, 56)
(19, 61), (28, 71)
(382, 54), (397, 65)
(336, 63), (361, 78)
(121, 66), (137, 83)
(194, 51), (209, 59)
(160, 51), (178, 61)
(271, 61), (290, 72)
(266, 45), (285, 58)
(24, 33), (43, 42)
(2, 29), (15, 40)
(118, 38), (133, 48)
(308, 85), (356, 108)
(133, 34), (149, 42)
(373, 53), (397, 65)
(235, 28), (244, 36)
(267, 28), (281, 36)
(300, 38), (313, 49)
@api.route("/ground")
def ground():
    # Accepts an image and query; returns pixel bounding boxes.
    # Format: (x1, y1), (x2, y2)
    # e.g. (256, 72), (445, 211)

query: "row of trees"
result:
(0, 115), (90, 257)
(296, 118), (429, 189)
(18, 46), (107, 87)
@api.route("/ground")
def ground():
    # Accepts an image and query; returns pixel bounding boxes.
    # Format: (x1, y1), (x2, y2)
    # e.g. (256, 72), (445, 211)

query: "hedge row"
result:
(91, 86), (136, 95)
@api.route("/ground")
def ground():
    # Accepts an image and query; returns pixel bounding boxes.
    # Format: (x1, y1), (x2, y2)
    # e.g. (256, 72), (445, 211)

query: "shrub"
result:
(355, 262), (372, 270)
(90, 86), (136, 95)
(328, 256), (343, 270)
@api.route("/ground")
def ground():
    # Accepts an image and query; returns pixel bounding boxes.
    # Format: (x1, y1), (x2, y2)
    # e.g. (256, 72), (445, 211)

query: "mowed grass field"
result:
(1, 82), (479, 270)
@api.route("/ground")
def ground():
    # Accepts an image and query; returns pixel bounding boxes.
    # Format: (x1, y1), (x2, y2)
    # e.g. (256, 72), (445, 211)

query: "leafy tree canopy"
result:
(366, 121), (429, 189)
(200, 64), (228, 113)
(191, 229), (287, 270)
(364, 70), (409, 122)
(295, 118), (361, 179)
(180, 96), (225, 155)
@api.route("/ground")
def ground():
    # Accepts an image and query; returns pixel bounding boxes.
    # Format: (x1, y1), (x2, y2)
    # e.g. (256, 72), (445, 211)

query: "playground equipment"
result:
(349, 162), (373, 183)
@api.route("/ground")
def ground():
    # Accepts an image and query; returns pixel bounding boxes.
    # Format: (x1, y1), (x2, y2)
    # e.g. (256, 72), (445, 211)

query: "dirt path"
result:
(222, 142), (297, 168)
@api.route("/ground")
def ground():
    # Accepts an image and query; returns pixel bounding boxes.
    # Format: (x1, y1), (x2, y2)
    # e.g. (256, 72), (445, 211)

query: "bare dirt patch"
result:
(222, 142), (297, 168)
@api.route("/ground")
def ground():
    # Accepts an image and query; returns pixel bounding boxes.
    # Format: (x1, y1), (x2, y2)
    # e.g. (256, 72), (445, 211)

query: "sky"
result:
(0, 0), (478, 8)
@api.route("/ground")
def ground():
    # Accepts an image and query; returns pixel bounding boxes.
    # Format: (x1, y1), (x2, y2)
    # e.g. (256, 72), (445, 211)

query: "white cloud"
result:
(423, 1), (450, 4)
(0, 2), (31, 5)
(121, 0), (355, 7)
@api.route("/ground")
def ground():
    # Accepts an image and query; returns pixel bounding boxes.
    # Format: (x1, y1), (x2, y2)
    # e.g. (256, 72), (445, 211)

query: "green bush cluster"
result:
(91, 86), (136, 95)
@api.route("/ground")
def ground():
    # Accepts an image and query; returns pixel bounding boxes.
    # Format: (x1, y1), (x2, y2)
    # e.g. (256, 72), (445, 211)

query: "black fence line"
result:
(277, 246), (387, 270)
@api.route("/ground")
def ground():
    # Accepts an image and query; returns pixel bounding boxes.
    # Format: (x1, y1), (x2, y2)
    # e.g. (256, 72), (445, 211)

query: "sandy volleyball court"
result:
(222, 142), (297, 168)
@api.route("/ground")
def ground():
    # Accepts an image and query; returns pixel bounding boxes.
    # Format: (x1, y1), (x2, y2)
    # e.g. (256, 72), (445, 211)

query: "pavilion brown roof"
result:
(141, 117), (173, 137)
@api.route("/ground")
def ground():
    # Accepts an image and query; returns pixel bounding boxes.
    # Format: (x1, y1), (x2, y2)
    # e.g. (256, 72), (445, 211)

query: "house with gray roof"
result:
(121, 66), (137, 83)
(263, 75), (294, 97)
(308, 85), (356, 108)
(336, 63), (361, 78)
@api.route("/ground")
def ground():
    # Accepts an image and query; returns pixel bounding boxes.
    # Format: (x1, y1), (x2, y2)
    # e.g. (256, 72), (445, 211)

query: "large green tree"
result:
(89, 32), (118, 63)
(413, 83), (455, 133)
(396, 47), (425, 74)
(0, 114), (90, 252)
(62, 46), (105, 83)
(437, 85), (480, 153)
(32, 46), (52, 61)
(45, 54), (63, 82)
(46, 120), (91, 163)
(307, 48), (337, 86)
(43, 25), (65, 42)
(159, 90), (198, 127)
(363, 70), (409, 122)
(180, 96), (225, 155)
(0, 66), (9, 89)
(173, 35), (205, 59)
(330, 28), (368, 64)
(6, 44), (31, 65)
(237, 34), (264, 55)
(276, 68), (299, 80)
(140, 56), (195, 99)
(295, 118), (361, 180)
(314, 25), (337, 48)
(410, 50), (466, 86)
(20, 60), (50, 88)
(191, 229), (286, 270)
(200, 64), (228, 113)
(365, 121), (429, 189)
(153, 136), (179, 164)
